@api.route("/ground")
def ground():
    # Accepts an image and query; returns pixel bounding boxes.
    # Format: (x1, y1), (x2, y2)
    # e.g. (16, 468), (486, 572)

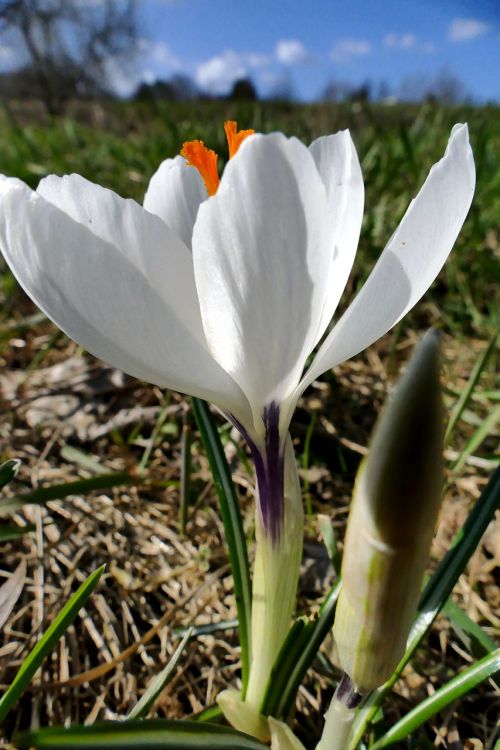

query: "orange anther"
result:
(180, 122), (254, 196)
(224, 120), (255, 159)
(180, 139), (220, 196)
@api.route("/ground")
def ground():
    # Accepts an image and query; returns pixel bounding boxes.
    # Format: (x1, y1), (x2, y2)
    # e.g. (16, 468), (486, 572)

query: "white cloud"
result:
(103, 57), (140, 97)
(104, 38), (182, 97)
(137, 38), (181, 69)
(195, 50), (248, 94)
(247, 52), (271, 68)
(275, 39), (308, 65)
(384, 33), (417, 49)
(195, 49), (270, 94)
(384, 33), (436, 54)
(448, 18), (492, 41)
(330, 39), (371, 63)
(0, 43), (25, 71)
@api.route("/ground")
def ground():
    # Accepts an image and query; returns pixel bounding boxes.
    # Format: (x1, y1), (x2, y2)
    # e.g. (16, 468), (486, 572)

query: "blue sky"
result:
(123, 0), (500, 101)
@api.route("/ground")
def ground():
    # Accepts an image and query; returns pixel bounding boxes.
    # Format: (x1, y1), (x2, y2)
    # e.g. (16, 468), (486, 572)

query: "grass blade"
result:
(194, 704), (224, 723)
(0, 311), (46, 342)
(0, 473), (136, 514)
(0, 524), (35, 542)
(261, 579), (342, 718)
(0, 560), (26, 631)
(59, 446), (111, 475)
(443, 598), (497, 656)
(0, 459), (20, 489)
(127, 629), (192, 719)
(445, 329), (498, 445)
(450, 405), (499, 473)
(180, 410), (193, 534)
(372, 649), (500, 748)
(139, 392), (171, 472)
(349, 465), (500, 748)
(302, 412), (317, 517)
(174, 619), (238, 638)
(318, 514), (341, 576)
(0, 565), (105, 723)
(16, 719), (268, 749)
(191, 398), (252, 696)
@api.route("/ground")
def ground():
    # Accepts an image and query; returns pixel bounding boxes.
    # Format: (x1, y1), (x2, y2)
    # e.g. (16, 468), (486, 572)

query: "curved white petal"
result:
(309, 130), (364, 341)
(37, 172), (207, 345)
(143, 155), (206, 249)
(0, 176), (253, 426)
(192, 133), (331, 429)
(299, 123), (475, 396)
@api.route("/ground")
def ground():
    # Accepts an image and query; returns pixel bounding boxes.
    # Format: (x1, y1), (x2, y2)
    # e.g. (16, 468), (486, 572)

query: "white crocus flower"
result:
(0, 122), (474, 541)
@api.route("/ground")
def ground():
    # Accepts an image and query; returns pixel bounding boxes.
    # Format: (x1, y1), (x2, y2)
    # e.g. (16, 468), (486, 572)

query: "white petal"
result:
(309, 130), (364, 341)
(0, 176), (252, 426)
(192, 133), (331, 428)
(300, 123), (475, 394)
(37, 172), (206, 344)
(143, 155), (206, 249)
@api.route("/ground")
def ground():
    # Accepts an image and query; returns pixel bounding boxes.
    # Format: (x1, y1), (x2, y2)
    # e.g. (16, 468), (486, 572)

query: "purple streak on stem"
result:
(229, 402), (284, 542)
(335, 673), (365, 709)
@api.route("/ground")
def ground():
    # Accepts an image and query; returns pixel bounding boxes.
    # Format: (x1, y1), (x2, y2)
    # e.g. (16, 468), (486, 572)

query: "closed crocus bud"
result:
(332, 330), (444, 694)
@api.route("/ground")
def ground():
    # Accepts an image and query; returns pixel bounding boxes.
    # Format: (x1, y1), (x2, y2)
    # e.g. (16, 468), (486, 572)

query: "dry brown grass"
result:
(0, 295), (498, 749)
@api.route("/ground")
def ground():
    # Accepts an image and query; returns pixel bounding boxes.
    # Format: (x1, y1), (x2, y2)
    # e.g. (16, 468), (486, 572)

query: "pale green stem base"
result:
(245, 435), (304, 711)
(316, 697), (356, 750)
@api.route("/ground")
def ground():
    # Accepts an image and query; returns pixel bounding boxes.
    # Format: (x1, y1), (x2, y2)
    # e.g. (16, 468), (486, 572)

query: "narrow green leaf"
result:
(261, 618), (309, 716)
(372, 650), (500, 748)
(443, 598), (497, 656)
(191, 398), (252, 696)
(194, 704), (224, 723)
(302, 412), (317, 517)
(0, 459), (20, 489)
(451, 405), (499, 473)
(174, 618), (238, 638)
(0, 473), (135, 514)
(0, 565), (105, 723)
(445, 329), (498, 445)
(139, 392), (171, 472)
(16, 719), (268, 749)
(179, 411), (193, 534)
(0, 311), (46, 341)
(262, 579), (342, 718)
(318, 514), (341, 576)
(0, 523), (35, 542)
(60, 446), (111, 475)
(0, 560), (26, 630)
(349, 466), (500, 749)
(127, 629), (192, 719)
(25, 328), (63, 374)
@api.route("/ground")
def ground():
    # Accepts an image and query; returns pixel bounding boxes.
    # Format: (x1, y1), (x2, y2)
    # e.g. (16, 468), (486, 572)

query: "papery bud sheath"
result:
(333, 331), (444, 692)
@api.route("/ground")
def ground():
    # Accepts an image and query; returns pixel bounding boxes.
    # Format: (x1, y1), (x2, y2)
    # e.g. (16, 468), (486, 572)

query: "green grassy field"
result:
(1, 98), (498, 337)
(0, 99), (498, 748)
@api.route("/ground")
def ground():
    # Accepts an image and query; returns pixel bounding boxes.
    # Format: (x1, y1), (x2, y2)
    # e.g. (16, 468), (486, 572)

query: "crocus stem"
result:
(316, 676), (362, 750)
(245, 434), (303, 710)
(316, 696), (356, 750)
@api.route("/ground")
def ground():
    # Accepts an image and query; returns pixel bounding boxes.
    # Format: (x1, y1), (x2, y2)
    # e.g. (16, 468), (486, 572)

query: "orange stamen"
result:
(180, 139), (220, 196)
(224, 120), (255, 158)
(180, 122), (254, 196)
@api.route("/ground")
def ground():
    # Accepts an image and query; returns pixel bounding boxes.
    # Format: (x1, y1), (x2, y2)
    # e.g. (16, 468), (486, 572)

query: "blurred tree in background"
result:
(0, 0), (137, 113)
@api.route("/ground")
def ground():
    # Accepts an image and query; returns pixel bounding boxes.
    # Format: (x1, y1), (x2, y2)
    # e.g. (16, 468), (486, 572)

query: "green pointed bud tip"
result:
(332, 330), (445, 692)
(362, 327), (443, 547)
